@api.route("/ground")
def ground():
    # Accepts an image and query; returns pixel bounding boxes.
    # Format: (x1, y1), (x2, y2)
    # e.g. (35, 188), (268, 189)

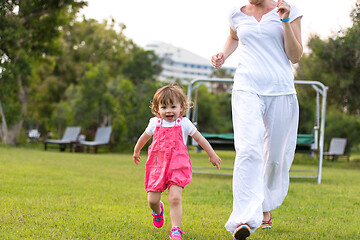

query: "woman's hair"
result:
(150, 84), (190, 117)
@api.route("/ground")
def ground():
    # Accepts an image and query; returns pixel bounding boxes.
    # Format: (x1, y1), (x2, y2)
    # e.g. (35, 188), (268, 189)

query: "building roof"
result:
(145, 41), (211, 66)
(145, 41), (235, 81)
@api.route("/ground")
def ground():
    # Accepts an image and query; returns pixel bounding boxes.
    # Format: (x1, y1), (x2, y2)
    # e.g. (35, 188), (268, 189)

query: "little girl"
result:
(133, 84), (222, 240)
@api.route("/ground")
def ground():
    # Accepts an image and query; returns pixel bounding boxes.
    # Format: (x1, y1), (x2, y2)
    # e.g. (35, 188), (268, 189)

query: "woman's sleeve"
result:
(289, 3), (303, 22)
(228, 7), (238, 31)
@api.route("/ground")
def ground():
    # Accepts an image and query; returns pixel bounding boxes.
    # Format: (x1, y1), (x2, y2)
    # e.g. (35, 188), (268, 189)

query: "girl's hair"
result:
(150, 84), (190, 117)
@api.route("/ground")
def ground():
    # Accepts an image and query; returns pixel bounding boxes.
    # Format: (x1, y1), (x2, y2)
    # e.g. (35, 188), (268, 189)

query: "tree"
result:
(0, 0), (86, 145)
(28, 18), (132, 132)
(210, 68), (234, 93)
(296, 3), (360, 115)
(121, 49), (162, 85)
(72, 63), (114, 128)
(40, 17), (162, 141)
(295, 3), (360, 149)
(108, 78), (160, 149)
(195, 85), (228, 134)
(1, 10), (163, 143)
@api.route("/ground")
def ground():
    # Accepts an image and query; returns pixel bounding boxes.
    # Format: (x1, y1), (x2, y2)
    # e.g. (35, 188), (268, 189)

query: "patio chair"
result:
(79, 126), (113, 153)
(44, 126), (81, 152)
(323, 138), (349, 161)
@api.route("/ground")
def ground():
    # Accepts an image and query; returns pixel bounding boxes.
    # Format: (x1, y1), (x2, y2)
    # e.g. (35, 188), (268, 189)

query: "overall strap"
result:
(156, 117), (162, 126)
(175, 117), (183, 126)
(156, 117), (182, 126)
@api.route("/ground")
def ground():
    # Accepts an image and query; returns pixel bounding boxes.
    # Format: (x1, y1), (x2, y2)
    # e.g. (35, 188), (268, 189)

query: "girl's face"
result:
(158, 100), (183, 123)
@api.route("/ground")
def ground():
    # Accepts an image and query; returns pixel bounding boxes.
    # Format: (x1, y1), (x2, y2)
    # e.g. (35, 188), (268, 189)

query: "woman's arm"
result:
(283, 18), (303, 63)
(211, 27), (239, 69)
(278, 0), (303, 63)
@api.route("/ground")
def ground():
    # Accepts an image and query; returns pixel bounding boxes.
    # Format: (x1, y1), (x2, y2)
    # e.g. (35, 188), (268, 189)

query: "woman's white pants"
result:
(225, 90), (299, 234)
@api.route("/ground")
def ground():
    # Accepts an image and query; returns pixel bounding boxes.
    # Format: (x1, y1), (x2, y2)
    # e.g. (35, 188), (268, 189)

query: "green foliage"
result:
(211, 68), (234, 79)
(194, 85), (232, 134)
(324, 108), (360, 152)
(121, 49), (162, 85)
(17, 15), (163, 146)
(29, 18), (134, 122)
(0, 0), (87, 144)
(108, 78), (161, 149)
(296, 4), (360, 114)
(0, 0), (87, 98)
(295, 85), (318, 134)
(295, 3), (360, 149)
(72, 62), (114, 127)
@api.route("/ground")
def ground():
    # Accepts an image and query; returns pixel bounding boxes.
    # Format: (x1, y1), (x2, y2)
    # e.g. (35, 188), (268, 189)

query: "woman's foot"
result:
(233, 224), (250, 240)
(261, 212), (272, 229)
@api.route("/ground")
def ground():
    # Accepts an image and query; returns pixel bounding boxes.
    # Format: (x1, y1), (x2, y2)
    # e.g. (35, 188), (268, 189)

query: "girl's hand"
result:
(209, 154), (222, 169)
(133, 152), (141, 165)
(277, 0), (290, 20)
(211, 52), (225, 69)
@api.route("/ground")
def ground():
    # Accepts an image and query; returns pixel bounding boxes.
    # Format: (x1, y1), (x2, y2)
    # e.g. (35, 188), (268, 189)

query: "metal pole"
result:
(186, 78), (328, 183)
(317, 85), (328, 184)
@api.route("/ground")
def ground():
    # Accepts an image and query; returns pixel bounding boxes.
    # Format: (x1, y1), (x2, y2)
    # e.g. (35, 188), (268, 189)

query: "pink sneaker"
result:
(152, 201), (165, 228)
(169, 226), (184, 240)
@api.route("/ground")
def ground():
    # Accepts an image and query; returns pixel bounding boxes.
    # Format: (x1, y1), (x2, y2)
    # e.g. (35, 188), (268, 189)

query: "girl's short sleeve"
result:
(145, 117), (157, 136)
(182, 117), (197, 136)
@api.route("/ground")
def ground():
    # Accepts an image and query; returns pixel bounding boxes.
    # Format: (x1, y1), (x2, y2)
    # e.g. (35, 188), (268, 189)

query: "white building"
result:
(145, 41), (235, 82)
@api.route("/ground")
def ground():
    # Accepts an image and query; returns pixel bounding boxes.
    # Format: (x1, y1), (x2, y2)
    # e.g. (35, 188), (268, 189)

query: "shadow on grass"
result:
(289, 177), (318, 184)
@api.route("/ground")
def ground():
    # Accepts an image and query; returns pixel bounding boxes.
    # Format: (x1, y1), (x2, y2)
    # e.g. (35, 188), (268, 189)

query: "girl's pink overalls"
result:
(145, 117), (192, 192)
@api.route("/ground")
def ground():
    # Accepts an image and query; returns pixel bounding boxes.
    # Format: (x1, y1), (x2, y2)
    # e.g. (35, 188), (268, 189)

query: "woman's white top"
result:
(229, 1), (302, 96)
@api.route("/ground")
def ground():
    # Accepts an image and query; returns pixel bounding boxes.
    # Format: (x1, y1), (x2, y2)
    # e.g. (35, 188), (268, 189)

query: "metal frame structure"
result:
(186, 78), (328, 184)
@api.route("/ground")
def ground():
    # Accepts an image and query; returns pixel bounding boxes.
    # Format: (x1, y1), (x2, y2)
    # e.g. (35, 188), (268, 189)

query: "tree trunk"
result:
(0, 101), (23, 145)
(0, 101), (8, 143)
(0, 74), (28, 145)
(6, 121), (24, 145)
(8, 74), (28, 145)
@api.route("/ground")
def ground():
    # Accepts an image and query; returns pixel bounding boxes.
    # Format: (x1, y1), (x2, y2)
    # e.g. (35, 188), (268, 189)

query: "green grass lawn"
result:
(1, 145), (359, 239)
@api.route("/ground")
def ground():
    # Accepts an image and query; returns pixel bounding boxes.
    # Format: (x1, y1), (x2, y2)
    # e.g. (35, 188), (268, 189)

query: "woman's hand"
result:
(211, 52), (225, 69)
(277, 0), (290, 19)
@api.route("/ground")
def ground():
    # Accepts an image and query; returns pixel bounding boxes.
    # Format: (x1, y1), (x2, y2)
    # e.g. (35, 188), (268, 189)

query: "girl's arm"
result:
(133, 132), (151, 165)
(211, 27), (239, 69)
(191, 131), (222, 169)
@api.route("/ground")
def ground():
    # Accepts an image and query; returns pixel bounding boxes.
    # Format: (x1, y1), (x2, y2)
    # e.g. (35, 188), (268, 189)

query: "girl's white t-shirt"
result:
(229, 1), (302, 96)
(145, 117), (197, 145)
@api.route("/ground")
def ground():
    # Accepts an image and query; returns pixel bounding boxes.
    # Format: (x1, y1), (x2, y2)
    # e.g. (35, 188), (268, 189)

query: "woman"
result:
(211, 0), (302, 239)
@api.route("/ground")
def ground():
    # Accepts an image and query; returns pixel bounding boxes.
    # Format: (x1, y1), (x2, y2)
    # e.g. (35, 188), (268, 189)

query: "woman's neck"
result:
(243, 0), (277, 18)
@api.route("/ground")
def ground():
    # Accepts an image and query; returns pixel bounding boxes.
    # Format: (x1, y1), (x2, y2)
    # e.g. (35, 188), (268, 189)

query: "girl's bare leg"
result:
(148, 191), (162, 213)
(168, 185), (183, 227)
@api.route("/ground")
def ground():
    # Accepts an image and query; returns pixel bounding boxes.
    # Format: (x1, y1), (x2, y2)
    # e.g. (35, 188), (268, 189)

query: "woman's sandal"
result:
(261, 213), (272, 229)
(233, 224), (250, 240)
